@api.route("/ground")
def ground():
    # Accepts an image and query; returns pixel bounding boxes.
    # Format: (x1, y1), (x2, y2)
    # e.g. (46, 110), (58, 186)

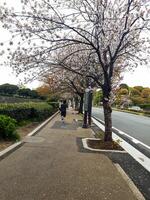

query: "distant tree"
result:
(93, 90), (103, 106)
(131, 97), (145, 105)
(17, 88), (32, 97)
(0, 83), (19, 95)
(29, 90), (39, 98)
(141, 88), (150, 98)
(133, 86), (144, 93)
(130, 88), (141, 97)
(115, 86), (150, 106)
(47, 96), (59, 102)
(41, 71), (88, 114)
(118, 88), (129, 96)
(36, 85), (50, 97)
(115, 88), (130, 108)
(119, 84), (129, 91)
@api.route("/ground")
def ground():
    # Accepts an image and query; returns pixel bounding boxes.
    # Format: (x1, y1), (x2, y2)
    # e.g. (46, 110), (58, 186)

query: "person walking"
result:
(59, 100), (67, 123)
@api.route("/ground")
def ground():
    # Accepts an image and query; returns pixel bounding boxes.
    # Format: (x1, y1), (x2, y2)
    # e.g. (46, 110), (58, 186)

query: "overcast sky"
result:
(0, 0), (150, 89)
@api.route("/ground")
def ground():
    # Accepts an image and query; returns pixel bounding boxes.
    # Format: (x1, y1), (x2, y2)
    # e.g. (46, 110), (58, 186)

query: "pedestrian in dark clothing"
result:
(59, 100), (67, 123)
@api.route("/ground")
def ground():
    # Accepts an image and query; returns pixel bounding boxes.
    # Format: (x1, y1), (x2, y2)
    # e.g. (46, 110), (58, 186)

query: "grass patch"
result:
(17, 121), (41, 139)
(0, 140), (14, 151)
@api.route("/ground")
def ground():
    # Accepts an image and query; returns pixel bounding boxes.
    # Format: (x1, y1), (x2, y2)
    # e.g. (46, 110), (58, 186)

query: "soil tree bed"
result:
(0, 140), (14, 151)
(17, 122), (40, 138)
(87, 139), (124, 151)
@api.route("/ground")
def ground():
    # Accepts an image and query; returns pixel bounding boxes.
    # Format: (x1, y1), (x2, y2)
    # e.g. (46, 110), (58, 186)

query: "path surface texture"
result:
(0, 111), (137, 200)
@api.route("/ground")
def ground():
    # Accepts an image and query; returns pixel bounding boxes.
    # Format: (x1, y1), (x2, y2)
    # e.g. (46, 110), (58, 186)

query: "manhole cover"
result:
(23, 136), (45, 143)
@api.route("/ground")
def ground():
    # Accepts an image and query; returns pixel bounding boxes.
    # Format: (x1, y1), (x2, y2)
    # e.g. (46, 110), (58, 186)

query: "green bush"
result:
(47, 96), (59, 109)
(0, 115), (20, 141)
(93, 91), (103, 106)
(47, 102), (59, 109)
(0, 102), (55, 122)
(140, 104), (150, 110)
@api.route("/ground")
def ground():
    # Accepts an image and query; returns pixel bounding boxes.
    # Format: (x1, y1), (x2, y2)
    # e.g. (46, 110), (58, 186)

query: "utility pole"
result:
(82, 88), (89, 128)
(87, 89), (93, 126)
(82, 87), (93, 128)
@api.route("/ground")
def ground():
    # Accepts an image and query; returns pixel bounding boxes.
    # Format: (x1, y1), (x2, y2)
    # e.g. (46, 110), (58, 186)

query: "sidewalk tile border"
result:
(0, 111), (59, 161)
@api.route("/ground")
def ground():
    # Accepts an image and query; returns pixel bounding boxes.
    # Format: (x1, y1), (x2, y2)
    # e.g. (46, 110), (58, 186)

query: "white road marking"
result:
(92, 117), (150, 173)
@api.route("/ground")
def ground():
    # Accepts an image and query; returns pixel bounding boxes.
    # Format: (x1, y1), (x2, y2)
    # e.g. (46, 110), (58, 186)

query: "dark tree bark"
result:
(103, 100), (112, 142)
(102, 78), (113, 142)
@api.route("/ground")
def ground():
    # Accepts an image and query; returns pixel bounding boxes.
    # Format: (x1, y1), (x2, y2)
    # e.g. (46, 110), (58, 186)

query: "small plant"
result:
(96, 130), (104, 139)
(114, 139), (122, 148)
(0, 115), (20, 141)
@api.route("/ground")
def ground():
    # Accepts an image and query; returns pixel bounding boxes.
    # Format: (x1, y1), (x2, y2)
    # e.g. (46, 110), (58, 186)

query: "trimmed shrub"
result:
(47, 102), (59, 109)
(140, 104), (150, 111)
(0, 115), (20, 141)
(0, 102), (55, 122)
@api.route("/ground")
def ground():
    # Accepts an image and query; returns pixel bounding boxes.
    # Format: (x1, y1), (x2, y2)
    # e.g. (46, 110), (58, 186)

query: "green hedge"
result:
(0, 102), (55, 122)
(140, 104), (150, 109)
(47, 101), (59, 109)
(0, 115), (20, 141)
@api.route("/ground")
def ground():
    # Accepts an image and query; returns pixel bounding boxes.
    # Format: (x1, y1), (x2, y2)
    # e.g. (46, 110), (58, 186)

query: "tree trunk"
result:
(102, 77), (113, 142)
(78, 94), (84, 114)
(103, 99), (112, 142)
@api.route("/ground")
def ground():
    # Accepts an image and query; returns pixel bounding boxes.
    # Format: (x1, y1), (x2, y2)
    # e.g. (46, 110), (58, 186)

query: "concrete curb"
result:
(0, 111), (59, 161)
(115, 164), (145, 200)
(27, 111), (59, 137)
(92, 116), (150, 173)
(0, 141), (24, 161)
(82, 138), (127, 153)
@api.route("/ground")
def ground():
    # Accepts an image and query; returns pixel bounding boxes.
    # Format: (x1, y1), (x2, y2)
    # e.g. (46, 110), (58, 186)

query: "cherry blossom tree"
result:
(41, 70), (88, 114)
(0, 0), (150, 141)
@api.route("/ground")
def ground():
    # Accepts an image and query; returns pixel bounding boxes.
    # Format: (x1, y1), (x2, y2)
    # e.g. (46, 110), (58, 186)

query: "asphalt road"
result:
(92, 107), (150, 147)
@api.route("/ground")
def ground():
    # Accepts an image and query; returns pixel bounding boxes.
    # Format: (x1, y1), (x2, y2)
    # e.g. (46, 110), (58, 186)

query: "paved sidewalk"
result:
(0, 111), (138, 200)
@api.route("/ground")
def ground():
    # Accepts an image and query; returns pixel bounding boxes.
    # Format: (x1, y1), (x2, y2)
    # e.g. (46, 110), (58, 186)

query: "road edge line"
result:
(92, 117), (150, 172)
